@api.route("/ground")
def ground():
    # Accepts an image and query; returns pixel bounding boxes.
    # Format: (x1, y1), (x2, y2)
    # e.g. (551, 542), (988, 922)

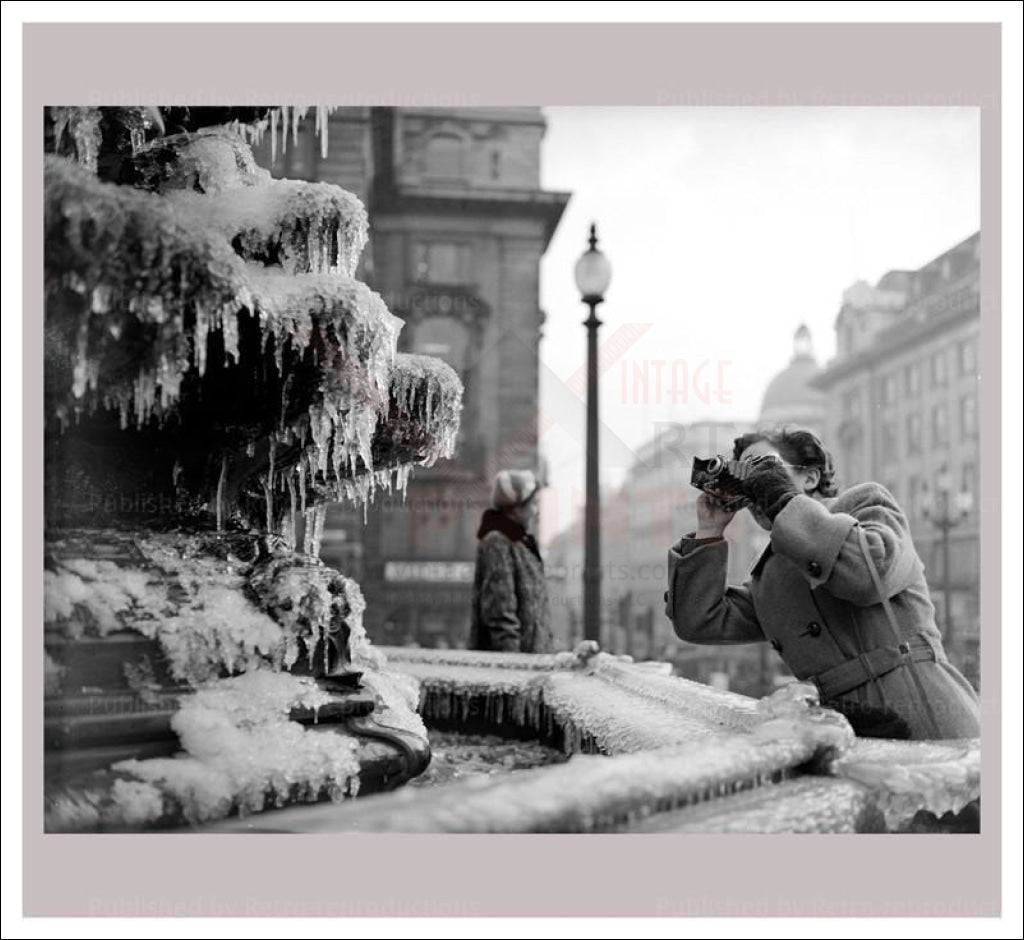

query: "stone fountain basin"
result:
(203, 647), (980, 834)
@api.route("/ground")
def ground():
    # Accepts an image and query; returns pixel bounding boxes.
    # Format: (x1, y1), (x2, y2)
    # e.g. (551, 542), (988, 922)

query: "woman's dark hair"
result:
(733, 425), (839, 497)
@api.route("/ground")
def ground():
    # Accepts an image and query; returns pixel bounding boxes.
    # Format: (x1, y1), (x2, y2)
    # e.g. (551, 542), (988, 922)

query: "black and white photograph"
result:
(40, 101), (983, 835)
(11, 10), (1018, 929)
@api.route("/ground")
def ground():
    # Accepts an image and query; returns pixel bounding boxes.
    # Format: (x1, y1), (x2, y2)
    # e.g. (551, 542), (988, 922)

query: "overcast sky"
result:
(534, 106), (980, 544)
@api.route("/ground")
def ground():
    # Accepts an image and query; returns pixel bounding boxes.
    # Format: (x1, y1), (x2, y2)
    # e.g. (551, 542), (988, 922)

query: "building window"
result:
(906, 413), (922, 456)
(931, 403), (949, 446)
(879, 374), (897, 406)
(903, 362), (921, 397)
(881, 419), (899, 457)
(842, 390), (862, 419)
(960, 393), (977, 438)
(930, 350), (948, 387)
(958, 339), (977, 376)
(423, 133), (465, 180)
(961, 461), (976, 500)
(907, 474), (922, 517)
(412, 241), (473, 285)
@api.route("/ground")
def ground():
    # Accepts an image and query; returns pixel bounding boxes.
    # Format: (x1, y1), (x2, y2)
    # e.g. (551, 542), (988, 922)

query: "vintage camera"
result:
(690, 454), (776, 511)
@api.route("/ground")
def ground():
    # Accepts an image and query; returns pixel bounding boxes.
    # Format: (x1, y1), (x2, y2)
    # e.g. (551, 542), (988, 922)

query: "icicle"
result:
(70, 318), (93, 401)
(216, 455), (228, 532)
(251, 116), (267, 148)
(51, 108), (69, 153)
(318, 105), (329, 159)
(302, 507), (312, 557)
(221, 302), (240, 364)
(265, 438), (277, 532)
(270, 108), (279, 164)
(67, 107), (102, 173)
(133, 370), (157, 429)
(283, 474), (298, 551)
(303, 504), (326, 561)
(280, 106), (290, 154)
(292, 105), (300, 146)
(130, 125), (145, 154)
(193, 303), (210, 377)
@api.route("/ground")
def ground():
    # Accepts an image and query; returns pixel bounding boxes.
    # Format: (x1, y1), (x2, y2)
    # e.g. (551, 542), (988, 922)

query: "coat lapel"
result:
(751, 543), (773, 579)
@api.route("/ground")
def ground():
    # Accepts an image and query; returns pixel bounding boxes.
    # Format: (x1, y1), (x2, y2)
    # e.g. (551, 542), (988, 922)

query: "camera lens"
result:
(706, 456), (725, 476)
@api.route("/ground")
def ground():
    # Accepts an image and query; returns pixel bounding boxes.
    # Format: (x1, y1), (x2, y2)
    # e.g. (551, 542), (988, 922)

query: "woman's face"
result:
(522, 498), (540, 533)
(508, 497), (539, 533)
(739, 439), (821, 530)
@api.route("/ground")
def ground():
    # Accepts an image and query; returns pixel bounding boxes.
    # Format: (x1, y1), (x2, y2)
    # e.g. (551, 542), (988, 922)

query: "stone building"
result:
(255, 108), (569, 647)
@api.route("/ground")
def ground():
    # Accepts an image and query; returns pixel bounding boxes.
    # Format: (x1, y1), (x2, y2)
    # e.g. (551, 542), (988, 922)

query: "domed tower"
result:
(758, 324), (826, 432)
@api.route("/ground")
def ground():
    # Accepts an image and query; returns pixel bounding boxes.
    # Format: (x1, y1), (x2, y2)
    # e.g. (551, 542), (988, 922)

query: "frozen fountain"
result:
(43, 106), (462, 829)
(42, 107), (980, 834)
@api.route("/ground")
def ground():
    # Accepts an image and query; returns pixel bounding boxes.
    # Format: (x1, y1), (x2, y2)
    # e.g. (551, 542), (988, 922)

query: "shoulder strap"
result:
(855, 525), (903, 646)
(855, 524), (942, 738)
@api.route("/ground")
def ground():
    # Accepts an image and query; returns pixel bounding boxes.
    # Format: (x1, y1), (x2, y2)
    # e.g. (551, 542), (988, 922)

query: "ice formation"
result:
(628, 776), (883, 834)
(43, 105), (465, 831)
(50, 106), (104, 172)
(44, 118), (462, 530)
(43, 531), (428, 831)
(205, 721), (845, 834)
(830, 737), (982, 831)
(46, 672), (364, 831)
(167, 179), (368, 277)
(345, 647), (980, 833)
(45, 534), (293, 684)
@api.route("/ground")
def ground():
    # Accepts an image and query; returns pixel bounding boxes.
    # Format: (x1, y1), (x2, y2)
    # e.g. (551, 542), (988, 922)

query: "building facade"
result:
(812, 233), (981, 682)
(256, 108), (569, 647)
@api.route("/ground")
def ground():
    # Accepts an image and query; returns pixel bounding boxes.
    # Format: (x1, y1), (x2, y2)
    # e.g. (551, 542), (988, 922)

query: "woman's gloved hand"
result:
(741, 458), (799, 521)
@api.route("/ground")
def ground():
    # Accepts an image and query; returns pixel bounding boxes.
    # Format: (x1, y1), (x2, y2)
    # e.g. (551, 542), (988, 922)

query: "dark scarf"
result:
(477, 508), (543, 563)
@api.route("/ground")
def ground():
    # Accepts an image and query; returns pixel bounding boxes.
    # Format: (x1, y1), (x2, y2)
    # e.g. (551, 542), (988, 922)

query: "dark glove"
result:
(824, 699), (913, 740)
(741, 459), (799, 521)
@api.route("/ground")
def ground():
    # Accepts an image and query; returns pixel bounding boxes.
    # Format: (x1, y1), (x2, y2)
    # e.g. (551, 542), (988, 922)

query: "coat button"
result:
(804, 621), (822, 638)
(807, 561), (822, 577)
(769, 639), (783, 652)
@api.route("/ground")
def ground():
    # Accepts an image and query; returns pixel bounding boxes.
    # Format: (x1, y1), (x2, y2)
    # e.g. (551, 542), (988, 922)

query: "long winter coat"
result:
(666, 482), (980, 740)
(469, 512), (553, 653)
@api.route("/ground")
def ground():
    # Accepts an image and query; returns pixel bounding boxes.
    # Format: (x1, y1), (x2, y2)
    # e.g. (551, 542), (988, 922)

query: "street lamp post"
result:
(574, 224), (612, 645)
(922, 464), (973, 645)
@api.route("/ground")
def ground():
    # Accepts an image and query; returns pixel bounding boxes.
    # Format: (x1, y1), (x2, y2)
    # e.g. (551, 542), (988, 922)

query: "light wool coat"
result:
(666, 482), (980, 740)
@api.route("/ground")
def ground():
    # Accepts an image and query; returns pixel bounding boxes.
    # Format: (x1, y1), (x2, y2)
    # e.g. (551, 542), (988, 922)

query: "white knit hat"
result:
(491, 469), (540, 510)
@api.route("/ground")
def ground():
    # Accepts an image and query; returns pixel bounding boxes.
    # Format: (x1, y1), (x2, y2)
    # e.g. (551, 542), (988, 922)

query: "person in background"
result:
(469, 469), (553, 653)
(666, 425), (980, 740)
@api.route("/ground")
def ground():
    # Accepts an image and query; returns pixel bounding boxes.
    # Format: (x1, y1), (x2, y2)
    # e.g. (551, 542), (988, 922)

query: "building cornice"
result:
(812, 295), (979, 389)
(371, 183), (571, 251)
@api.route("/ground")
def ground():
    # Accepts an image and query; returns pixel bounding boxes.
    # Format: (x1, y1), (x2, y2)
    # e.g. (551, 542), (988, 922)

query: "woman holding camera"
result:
(666, 426), (980, 740)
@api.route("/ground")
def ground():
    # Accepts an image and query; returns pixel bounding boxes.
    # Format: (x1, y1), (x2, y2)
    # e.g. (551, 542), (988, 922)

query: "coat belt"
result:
(810, 634), (946, 700)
